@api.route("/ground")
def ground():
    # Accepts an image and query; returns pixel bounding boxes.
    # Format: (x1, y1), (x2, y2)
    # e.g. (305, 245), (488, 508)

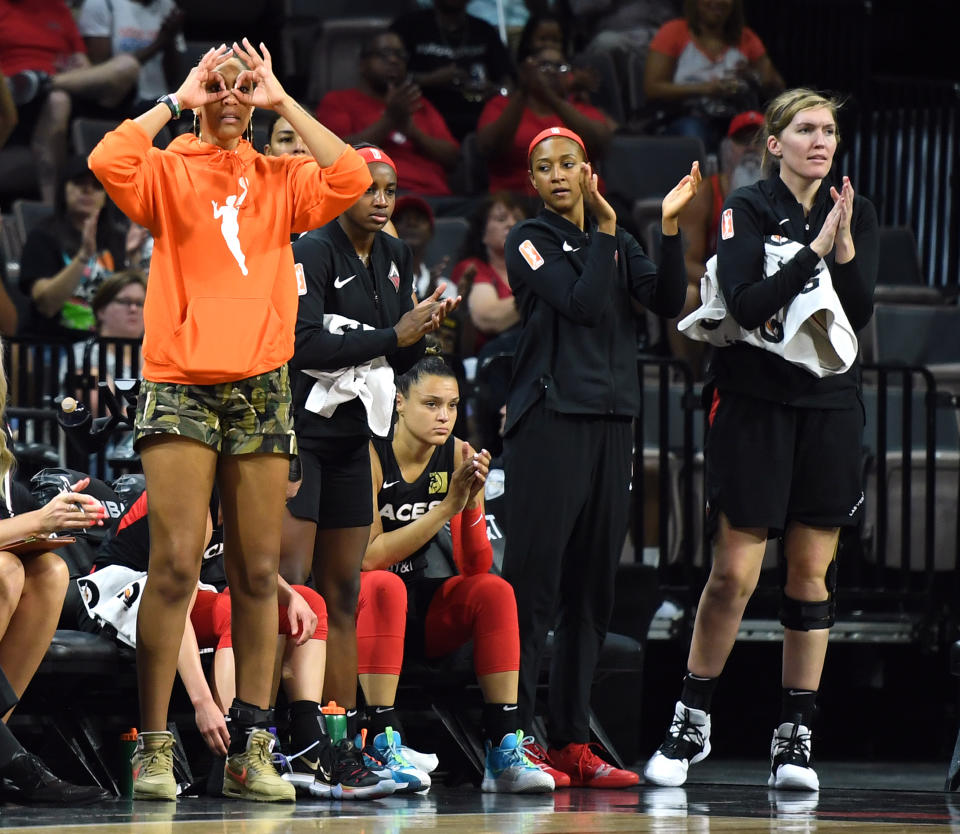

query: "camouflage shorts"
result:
(134, 365), (297, 456)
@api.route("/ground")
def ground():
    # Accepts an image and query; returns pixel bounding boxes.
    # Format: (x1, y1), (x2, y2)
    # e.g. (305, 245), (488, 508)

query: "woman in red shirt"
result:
(477, 44), (615, 196)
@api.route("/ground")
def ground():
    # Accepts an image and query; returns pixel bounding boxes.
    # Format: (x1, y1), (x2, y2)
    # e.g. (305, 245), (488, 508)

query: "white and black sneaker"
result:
(768, 722), (819, 792)
(643, 701), (711, 787)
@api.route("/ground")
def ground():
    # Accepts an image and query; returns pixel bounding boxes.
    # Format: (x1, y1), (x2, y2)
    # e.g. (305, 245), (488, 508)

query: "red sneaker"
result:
(547, 742), (640, 788)
(520, 736), (571, 788)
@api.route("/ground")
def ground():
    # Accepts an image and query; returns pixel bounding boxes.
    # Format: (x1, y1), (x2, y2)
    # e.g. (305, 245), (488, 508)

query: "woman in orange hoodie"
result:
(88, 39), (372, 802)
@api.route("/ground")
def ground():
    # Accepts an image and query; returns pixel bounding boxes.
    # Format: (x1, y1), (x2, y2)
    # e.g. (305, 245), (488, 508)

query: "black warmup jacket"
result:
(290, 219), (425, 442)
(503, 209), (686, 434)
(710, 174), (879, 407)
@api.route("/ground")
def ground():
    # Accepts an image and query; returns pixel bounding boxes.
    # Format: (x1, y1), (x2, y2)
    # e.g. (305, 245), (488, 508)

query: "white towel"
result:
(678, 236), (858, 377)
(76, 565), (147, 649)
(301, 313), (396, 437)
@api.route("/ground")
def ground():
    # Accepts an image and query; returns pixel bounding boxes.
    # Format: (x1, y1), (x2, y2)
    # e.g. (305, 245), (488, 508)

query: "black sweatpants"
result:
(501, 400), (632, 746)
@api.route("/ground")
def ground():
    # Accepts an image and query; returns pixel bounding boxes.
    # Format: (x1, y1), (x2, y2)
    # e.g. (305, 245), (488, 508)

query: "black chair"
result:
(11, 199), (52, 252)
(601, 133), (706, 237)
(873, 225), (945, 304)
(868, 303), (960, 368)
(305, 17), (390, 108)
(424, 216), (470, 273)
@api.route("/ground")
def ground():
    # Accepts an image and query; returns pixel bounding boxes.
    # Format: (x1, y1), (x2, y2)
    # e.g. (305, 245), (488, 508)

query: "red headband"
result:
(355, 145), (397, 174)
(527, 127), (586, 164)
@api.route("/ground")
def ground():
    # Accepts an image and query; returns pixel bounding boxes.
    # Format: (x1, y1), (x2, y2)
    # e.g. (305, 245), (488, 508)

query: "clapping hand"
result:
(662, 161), (701, 223)
(579, 162), (616, 232)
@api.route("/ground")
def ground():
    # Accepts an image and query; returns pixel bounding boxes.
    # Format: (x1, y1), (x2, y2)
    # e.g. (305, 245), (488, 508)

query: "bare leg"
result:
(478, 671), (519, 704)
(218, 452), (288, 710)
(358, 673), (398, 707)
(31, 90), (71, 205)
(312, 526), (369, 710)
(0, 553), (25, 641)
(781, 522), (840, 691)
(282, 638), (326, 703)
(0, 551), (67, 719)
(279, 509), (316, 585)
(137, 436), (217, 731)
(687, 513), (768, 678)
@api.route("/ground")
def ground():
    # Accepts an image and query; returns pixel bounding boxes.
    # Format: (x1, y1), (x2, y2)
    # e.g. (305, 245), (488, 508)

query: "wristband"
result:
(156, 93), (181, 119)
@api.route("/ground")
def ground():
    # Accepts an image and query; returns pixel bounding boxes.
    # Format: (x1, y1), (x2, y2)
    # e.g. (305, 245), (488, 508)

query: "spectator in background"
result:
(70, 270), (146, 457)
(263, 111), (308, 158)
(76, 0), (187, 117)
(315, 32), (460, 199)
(454, 191), (525, 354)
(392, 195), (456, 301)
(642, 0), (784, 153)
(451, 191), (525, 454)
(0, 70), (18, 336)
(391, 0), (514, 142)
(0, 68), (16, 149)
(668, 108), (764, 378)
(477, 43), (615, 197)
(0, 0), (142, 203)
(18, 156), (126, 342)
(515, 12), (603, 109)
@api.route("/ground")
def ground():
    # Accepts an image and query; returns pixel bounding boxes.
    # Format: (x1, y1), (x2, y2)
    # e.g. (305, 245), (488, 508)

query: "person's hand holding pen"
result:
(38, 478), (108, 533)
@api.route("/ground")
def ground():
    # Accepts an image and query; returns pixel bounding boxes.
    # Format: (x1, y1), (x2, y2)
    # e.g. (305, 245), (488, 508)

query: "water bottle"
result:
(119, 728), (138, 798)
(321, 701), (347, 743)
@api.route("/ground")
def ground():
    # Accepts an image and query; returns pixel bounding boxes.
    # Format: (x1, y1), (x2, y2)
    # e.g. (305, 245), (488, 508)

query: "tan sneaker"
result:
(223, 728), (296, 802)
(132, 731), (177, 800)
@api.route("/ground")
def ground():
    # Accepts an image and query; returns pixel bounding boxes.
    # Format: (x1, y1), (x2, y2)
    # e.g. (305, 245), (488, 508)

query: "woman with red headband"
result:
(500, 125), (699, 787)
(281, 143), (459, 799)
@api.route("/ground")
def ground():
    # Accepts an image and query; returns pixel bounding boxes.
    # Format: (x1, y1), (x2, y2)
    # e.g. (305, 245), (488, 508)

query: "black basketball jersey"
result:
(95, 491), (227, 590)
(371, 433), (456, 581)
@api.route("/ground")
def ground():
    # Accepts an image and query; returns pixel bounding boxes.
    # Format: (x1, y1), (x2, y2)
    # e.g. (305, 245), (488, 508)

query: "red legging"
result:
(356, 570), (519, 677)
(191, 585), (328, 650)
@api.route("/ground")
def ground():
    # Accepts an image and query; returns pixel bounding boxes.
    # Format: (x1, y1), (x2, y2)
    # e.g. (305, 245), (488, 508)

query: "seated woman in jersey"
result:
(355, 354), (556, 794)
(0, 342), (110, 805)
(82, 489), (346, 799)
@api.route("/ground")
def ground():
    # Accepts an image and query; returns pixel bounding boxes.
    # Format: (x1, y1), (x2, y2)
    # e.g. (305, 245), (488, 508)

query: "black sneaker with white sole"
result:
(768, 722), (819, 792)
(643, 700), (711, 787)
(280, 737), (334, 798)
(326, 739), (396, 800)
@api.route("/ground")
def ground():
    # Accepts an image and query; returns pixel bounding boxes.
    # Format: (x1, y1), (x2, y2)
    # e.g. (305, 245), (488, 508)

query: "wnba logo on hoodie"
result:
(212, 177), (250, 275)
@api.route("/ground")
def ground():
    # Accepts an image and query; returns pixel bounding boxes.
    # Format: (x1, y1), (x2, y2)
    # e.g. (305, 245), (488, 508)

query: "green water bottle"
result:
(321, 701), (346, 743)
(119, 728), (138, 798)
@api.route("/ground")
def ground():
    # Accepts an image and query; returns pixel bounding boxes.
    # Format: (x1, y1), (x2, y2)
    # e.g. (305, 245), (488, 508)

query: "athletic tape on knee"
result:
(779, 592), (835, 631)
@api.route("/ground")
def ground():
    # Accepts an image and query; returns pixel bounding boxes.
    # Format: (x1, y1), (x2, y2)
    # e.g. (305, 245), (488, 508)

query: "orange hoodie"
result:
(88, 120), (372, 385)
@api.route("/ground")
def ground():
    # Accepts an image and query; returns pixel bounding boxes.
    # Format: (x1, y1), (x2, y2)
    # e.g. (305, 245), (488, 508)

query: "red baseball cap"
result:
(393, 195), (434, 230)
(727, 110), (764, 138)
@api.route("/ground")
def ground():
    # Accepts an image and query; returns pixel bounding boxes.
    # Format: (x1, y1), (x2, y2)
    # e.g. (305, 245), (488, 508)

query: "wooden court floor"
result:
(3, 775), (960, 833)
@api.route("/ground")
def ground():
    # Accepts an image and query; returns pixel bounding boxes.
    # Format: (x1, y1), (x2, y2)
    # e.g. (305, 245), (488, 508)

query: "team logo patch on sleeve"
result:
(295, 262), (307, 295)
(721, 208), (735, 240)
(519, 239), (545, 270)
(428, 471), (448, 494)
(388, 260), (400, 291)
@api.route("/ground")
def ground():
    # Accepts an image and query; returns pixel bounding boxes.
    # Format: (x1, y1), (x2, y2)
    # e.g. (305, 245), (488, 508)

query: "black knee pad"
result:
(779, 592), (835, 631)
